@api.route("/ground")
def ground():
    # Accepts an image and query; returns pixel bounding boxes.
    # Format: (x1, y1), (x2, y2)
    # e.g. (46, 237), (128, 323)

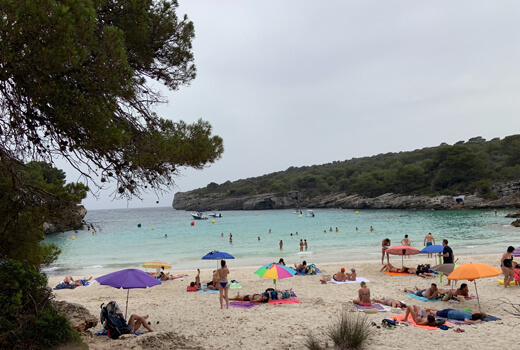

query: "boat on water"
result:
(191, 212), (209, 220)
(293, 209), (303, 214)
(208, 213), (223, 218)
(306, 210), (315, 217)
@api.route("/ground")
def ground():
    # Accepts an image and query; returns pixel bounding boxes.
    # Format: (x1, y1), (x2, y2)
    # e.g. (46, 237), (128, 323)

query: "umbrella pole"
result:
(474, 280), (481, 311)
(125, 289), (129, 320)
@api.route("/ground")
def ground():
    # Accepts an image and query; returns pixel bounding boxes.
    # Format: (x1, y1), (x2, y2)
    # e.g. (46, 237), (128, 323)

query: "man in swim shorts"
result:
(333, 268), (348, 282)
(424, 233), (435, 258)
(404, 283), (440, 299)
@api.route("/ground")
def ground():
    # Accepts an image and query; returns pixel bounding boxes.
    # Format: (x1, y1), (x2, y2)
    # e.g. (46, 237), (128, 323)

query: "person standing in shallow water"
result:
(279, 240), (283, 250)
(424, 232), (435, 258)
(304, 239), (308, 251)
(217, 259), (230, 309)
(299, 239), (304, 251)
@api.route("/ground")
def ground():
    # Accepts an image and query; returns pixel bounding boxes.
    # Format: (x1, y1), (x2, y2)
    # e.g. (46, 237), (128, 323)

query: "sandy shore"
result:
(49, 254), (519, 350)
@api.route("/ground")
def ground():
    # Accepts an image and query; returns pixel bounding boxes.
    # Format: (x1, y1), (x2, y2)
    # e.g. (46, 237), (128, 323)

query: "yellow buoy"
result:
(212, 220), (215, 224)
(355, 211), (359, 214)
(72, 236), (75, 240)
(152, 227), (154, 230)
(298, 215), (302, 218)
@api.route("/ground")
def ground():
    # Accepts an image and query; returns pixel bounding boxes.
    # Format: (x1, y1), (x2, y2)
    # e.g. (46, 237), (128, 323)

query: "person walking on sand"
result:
(217, 260), (230, 309)
(304, 239), (308, 251)
(424, 233), (435, 258)
(381, 238), (391, 264)
(299, 239), (303, 252)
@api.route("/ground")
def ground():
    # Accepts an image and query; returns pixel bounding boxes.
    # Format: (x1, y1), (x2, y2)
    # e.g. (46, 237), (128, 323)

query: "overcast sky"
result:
(75, 0), (520, 210)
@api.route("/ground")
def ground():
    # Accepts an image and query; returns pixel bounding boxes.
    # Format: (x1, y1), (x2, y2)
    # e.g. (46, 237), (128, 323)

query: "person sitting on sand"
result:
(73, 276), (92, 286)
(403, 305), (439, 326)
(404, 283), (440, 299)
(230, 292), (268, 303)
(333, 268), (348, 282)
(187, 269), (201, 291)
(353, 281), (371, 306)
(294, 261), (307, 273)
(346, 268), (357, 281)
(372, 297), (406, 309)
(207, 270), (219, 290)
(114, 312), (154, 333)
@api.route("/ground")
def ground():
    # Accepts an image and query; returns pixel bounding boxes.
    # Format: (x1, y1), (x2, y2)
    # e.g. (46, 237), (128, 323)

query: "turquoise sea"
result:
(42, 207), (520, 276)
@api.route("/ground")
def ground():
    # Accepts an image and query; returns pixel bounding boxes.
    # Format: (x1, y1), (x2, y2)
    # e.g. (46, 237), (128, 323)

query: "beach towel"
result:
(383, 271), (409, 276)
(406, 292), (441, 302)
(268, 298), (301, 305)
(296, 268), (322, 275)
(328, 277), (370, 284)
(229, 302), (259, 309)
(53, 283), (76, 290)
(354, 303), (386, 312)
(229, 283), (242, 289)
(390, 314), (447, 330)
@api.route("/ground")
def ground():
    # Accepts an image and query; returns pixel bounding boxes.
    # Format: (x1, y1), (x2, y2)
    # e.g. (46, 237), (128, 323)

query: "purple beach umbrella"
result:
(96, 269), (161, 318)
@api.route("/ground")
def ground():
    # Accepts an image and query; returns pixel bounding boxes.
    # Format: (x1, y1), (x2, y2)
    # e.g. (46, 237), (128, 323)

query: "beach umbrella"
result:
(96, 269), (161, 319)
(420, 245), (445, 264)
(202, 251), (235, 269)
(385, 245), (420, 266)
(142, 261), (172, 273)
(254, 263), (296, 288)
(512, 247), (520, 257)
(431, 263), (459, 284)
(447, 263), (502, 310)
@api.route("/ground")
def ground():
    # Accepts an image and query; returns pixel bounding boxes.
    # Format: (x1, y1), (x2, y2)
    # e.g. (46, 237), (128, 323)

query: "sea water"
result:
(42, 207), (520, 276)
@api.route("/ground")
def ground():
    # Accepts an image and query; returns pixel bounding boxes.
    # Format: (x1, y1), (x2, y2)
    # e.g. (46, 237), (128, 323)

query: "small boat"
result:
(293, 209), (303, 214)
(208, 213), (223, 218)
(306, 210), (315, 217)
(191, 212), (209, 220)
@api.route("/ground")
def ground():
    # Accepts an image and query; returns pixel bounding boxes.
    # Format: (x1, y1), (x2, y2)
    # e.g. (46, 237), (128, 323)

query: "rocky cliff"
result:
(43, 205), (87, 234)
(172, 181), (520, 211)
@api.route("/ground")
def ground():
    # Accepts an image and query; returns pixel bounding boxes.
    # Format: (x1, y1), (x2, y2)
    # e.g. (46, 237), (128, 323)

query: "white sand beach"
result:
(49, 254), (519, 350)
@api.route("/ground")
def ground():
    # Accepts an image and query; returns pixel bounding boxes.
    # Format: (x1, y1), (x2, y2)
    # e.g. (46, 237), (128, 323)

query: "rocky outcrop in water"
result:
(43, 205), (87, 234)
(172, 181), (520, 211)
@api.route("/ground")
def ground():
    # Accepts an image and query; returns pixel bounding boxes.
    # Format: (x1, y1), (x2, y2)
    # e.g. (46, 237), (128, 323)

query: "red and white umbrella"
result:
(385, 245), (420, 266)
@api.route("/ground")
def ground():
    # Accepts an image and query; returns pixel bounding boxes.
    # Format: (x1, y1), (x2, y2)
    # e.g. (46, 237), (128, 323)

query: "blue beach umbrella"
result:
(420, 245), (444, 254)
(202, 251), (235, 268)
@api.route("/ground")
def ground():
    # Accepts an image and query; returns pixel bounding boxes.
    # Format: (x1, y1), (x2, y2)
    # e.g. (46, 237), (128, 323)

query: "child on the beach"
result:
(514, 264), (520, 286)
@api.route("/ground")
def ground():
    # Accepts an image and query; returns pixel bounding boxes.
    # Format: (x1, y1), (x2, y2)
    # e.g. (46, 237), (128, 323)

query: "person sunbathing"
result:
(451, 283), (470, 300)
(404, 267), (435, 278)
(428, 307), (487, 324)
(346, 268), (357, 281)
(372, 297), (406, 309)
(73, 276), (92, 286)
(333, 268), (348, 282)
(186, 269), (201, 291)
(159, 272), (188, 281)
(63, 276), (75, 284)
(380, 263), (403, 273)
(230, 292), (268, 303)
(404, 283), (441, 299)
(403, 305), (438, 326)
(294, 260), (307, 273)
(207, 270), (219, 290)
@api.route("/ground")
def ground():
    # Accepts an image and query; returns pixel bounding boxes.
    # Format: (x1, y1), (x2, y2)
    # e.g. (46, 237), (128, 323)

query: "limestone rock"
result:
(44, 205), (87, 234)
(52, 300), (98, 334)
(172, 181), (520, 211)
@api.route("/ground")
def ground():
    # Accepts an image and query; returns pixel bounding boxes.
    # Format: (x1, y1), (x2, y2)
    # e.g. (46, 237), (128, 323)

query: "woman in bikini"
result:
(501, 246), (515, 288)
(381, 238), (391, 264)
(230, 293), (268, 303)
(372, 297), (406, 309)
(217, 259), (230, 309)
(380, 262), (402, 273)
(353, 281), (371, 306)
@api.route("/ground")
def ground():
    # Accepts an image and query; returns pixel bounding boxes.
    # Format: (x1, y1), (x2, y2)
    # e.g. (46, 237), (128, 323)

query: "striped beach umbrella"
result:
(254, 263), (296, 288)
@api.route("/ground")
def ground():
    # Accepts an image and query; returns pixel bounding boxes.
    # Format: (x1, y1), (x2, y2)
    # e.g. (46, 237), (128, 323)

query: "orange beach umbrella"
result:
(142, 261), (172, 273)
(447, 263), (502, 310)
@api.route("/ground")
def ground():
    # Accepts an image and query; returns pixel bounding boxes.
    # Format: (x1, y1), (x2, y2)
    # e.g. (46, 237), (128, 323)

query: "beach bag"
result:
(382, 318), (397, 326)
(307, 264), (316, 275)
(270, 290), (278, 300)
(283, 291), (291, 299)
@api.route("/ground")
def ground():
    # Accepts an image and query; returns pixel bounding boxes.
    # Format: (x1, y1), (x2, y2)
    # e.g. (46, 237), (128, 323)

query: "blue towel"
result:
(483, 316), (501, 322)
(296, 268), (322, 275)
(405, 292), (441, 302)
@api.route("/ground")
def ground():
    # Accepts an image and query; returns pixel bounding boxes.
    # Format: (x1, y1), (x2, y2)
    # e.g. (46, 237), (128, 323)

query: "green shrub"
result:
(0, 260), (82, 349)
